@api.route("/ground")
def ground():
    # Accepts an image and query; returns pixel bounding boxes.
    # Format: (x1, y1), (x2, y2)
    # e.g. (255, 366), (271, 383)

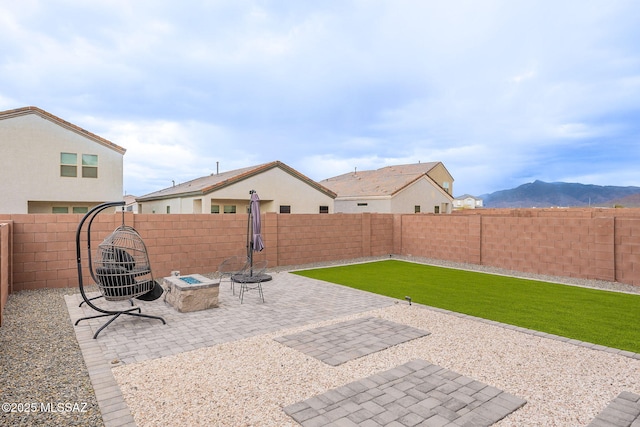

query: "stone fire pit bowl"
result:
(163, 274), (220, 313)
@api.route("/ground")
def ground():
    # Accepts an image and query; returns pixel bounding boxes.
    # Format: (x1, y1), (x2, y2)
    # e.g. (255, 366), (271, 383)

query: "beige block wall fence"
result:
(1, 208), (640, 325)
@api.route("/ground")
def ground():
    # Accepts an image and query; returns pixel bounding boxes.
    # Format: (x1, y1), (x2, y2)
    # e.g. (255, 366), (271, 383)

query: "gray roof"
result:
(320, 162), (443, 197)
(137, 160), (336, 201)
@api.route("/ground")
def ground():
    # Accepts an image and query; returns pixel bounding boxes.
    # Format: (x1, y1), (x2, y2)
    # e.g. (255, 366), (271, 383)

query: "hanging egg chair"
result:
(95, 224), (157, 301)
(75, 201), (165, 339)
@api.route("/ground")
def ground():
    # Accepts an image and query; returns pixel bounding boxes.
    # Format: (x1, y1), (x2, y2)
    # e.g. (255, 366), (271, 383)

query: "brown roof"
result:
(0, 106), (126, 154)
(136, 160), (337, 201)
(320, 162), (443, 197)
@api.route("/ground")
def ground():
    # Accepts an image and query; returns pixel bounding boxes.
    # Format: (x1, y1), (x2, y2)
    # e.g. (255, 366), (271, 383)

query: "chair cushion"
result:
(96, 266), (138, 298)
(102, 247), (136, 271)
(135, 280), (164, 301)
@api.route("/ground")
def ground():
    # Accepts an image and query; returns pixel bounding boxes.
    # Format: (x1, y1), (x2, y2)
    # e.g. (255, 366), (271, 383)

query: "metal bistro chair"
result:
(74, 201), (166, 339)
(232, 259), (269, 303)
(218, 255), (249, 295)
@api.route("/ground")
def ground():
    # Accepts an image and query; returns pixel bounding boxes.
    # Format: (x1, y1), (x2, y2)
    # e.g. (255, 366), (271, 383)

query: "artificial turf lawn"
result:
(293, 260), (640, 353)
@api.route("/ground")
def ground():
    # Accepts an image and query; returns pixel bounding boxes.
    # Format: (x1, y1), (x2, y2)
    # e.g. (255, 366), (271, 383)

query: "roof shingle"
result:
(320, 162), (441, 197)
(137, 160), (336, 201)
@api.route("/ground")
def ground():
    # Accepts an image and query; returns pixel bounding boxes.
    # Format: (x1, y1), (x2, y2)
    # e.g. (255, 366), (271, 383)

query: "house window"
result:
(279, 205), (291, 214)
(60, 153), (77, 177)
(224, 205), (236, 214)
(443, 182), (450, 194)
(52, 206), (69, 213)
(82, 154), (98, 178)
(434, 206), (440, 214)
(414, 205), (421, 213)
(166, 206), (171, 214)
(357, 203), (368, 206)
(319, 206), (329, 214)
(211, 204), (220, 214)
(72, 207), (88, 214)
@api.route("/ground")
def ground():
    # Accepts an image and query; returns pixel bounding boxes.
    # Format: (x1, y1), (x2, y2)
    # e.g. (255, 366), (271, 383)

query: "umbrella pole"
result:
(248, 190), (255, 275)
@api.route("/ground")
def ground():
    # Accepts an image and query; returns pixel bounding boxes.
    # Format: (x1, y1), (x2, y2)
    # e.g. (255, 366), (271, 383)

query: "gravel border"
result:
(1, 257), (638, 426)
(0, 286), (103, 427)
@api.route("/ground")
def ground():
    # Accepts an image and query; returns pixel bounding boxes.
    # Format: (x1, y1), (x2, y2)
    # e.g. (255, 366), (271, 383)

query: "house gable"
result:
(321, 162), (453, 198)
(0, 106), (125, 213)
(136, 161), (336, 214)
(137, 161), (335, 202)
(0, 106), (126, 155)
(324, 162), (454, 214)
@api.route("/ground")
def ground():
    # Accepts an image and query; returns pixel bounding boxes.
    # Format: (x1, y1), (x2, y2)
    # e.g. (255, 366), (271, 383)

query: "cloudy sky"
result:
(2, 0), (639, 197)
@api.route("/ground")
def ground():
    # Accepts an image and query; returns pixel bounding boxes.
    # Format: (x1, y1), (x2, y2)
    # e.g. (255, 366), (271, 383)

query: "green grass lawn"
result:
(293, 260), (640, 353)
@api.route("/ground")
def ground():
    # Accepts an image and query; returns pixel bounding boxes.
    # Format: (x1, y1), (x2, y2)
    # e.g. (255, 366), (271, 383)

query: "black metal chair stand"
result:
(74, 202), (166, 339)
(232, 260), (271, 303)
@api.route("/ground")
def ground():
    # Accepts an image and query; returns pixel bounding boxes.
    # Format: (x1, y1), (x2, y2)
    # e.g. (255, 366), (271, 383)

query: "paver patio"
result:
(588, 392), (640, 427)
(275, 316), (430, 366)
(64, 269), (638, 426)
(65, 271), (398, 426)
(284, 359), (527, 426)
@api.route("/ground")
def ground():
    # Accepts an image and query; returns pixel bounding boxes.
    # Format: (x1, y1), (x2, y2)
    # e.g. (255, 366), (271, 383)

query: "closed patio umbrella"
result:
(250, 190), (265, 254)
(234, 190), (271, 297)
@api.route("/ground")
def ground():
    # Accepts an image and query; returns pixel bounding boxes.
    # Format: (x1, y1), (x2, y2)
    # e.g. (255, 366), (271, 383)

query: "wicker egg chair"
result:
(74, 201), (165, 339)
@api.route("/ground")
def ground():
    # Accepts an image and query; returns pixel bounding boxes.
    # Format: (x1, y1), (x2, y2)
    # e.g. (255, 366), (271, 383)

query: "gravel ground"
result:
(113, 303), (640, 427)
(0, 286), (103, 427)
(1, 257), (639, 427)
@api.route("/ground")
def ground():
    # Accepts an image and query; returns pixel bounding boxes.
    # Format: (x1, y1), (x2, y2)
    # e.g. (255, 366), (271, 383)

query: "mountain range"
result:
(479, 180), (640, 208)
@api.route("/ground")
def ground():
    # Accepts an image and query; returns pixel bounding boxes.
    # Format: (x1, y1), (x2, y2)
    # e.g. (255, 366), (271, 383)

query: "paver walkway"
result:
(588, 392), (640, 427)
(284, 359), (527, 427)
(275, 317), (430, 366)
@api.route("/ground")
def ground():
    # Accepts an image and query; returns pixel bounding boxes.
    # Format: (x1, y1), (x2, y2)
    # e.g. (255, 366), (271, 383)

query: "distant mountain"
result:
(480, 180), (640, 208)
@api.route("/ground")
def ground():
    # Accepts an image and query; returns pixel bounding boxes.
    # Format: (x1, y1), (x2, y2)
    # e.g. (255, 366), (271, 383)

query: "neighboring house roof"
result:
(454, 194), (481, 200)
(137, 160), (337, 201)
(321, 162), (450, 198)
(123, 194), (138, 205)
(0, 106), (126, 155)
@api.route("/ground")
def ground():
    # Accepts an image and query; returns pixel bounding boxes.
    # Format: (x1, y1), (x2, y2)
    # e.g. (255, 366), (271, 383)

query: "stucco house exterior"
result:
(320, 162), (454, 214)
(453, 194), (484, 210)
(136, 161), (336, 214)
(119, 194), (139, 213)
(0, 106), (125, 214)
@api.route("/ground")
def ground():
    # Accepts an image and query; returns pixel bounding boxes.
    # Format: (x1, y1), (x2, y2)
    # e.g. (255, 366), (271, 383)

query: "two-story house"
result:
(0, 107), (125, 214)
(453, 194), (484, 210)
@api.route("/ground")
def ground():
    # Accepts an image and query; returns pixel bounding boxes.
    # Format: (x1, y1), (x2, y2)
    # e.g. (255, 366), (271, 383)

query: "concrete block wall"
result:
(8, 214), (80, 291)
(401, 215), (480, 264)
(615, 218), (640, 285)
(0, 222), (11, 326)
(479, 216), (613, 281)
(370, 214), (395, 256)
(131, 213), (249, 278)
(401, 210), (638, 285)
(1, 209), (639, 302)
(273, 213), (365, 267)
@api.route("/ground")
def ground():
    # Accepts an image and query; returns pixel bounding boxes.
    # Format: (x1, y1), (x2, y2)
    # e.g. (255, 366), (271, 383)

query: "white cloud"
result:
(2, 0), (640, 197)
(75, 116), (255, 195)
(510, 69), (536, 84)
